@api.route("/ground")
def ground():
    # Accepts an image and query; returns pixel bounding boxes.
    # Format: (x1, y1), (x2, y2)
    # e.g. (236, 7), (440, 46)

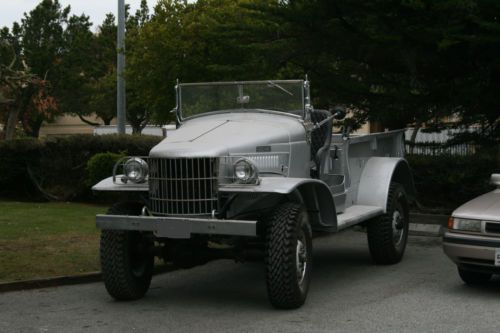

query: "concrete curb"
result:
(0, 272), (102, 293)
(410, 212), (448, 226)
(0, 266), (175, 294)
(409, 223), (443, 237)
(409, 212), (447, 237)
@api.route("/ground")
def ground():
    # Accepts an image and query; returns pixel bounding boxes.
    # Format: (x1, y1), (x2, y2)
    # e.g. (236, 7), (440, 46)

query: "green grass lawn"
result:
(0, 201), (107, 283)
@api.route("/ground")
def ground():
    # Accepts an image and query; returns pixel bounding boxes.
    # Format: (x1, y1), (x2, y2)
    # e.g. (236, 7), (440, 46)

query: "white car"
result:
(443, 174), (500, 284)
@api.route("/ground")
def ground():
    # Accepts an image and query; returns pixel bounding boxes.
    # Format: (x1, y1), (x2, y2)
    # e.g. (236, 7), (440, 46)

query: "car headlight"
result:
(449, 217), (482, 232)
(124, 157), (148, 183)
(233, 158), (259, 184)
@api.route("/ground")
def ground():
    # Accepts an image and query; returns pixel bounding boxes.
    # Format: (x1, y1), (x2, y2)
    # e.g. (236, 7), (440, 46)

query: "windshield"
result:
(178, 80), (305, 119)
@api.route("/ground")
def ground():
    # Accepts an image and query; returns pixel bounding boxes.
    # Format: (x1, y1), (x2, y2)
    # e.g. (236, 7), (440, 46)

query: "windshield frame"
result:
(176, 80), (306, 121)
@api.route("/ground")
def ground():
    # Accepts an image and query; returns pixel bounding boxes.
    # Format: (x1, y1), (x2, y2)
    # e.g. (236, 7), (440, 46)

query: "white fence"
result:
(405, 127), (477, 156)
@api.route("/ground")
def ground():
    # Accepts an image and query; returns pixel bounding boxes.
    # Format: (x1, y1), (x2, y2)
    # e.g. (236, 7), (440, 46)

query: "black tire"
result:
(100, 202), (154, 301)
(367, 183), (409, 265)
(458, 267), (492, 285)
(265, 202), (312, 309)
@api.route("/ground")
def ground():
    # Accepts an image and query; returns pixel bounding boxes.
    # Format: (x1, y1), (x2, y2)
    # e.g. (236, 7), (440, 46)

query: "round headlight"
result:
(233, 158), (258, 184)
(124, 157), (148, 183)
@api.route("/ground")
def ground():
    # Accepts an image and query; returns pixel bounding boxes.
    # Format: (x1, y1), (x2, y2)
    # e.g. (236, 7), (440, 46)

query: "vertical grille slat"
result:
(161, 159), (166, 215)
(175, 160), (179, 214)
(197, 159), (201, 215)
(149, 157), (219, 216)
(203, 158), (207, 214)
(191, 159), (195, 214)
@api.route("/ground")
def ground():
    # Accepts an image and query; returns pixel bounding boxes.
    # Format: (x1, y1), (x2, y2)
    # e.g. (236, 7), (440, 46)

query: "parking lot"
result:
(0, 229), (499, 333)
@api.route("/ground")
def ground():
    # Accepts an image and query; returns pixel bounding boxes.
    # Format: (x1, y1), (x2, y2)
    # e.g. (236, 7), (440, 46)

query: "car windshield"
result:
(178, 80), (305, 119)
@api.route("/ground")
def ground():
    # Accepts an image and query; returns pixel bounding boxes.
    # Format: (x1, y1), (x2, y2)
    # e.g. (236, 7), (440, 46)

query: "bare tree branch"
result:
(77, 113), (101, 126)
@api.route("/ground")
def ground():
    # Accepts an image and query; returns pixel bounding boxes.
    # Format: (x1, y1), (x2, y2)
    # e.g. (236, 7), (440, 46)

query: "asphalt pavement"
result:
(1, 230), (499, 333)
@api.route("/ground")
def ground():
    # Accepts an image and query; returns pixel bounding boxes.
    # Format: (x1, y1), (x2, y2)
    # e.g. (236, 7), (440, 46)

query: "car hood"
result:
(453, 189), (500, 222)
(150, 112), (306, 158)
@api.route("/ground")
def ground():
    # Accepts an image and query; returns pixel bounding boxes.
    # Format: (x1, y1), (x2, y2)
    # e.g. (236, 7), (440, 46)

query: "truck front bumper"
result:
(96, 214), (257, 239)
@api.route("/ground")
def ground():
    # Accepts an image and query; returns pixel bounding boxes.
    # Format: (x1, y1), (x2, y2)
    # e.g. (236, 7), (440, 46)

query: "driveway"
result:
(0, 230), (499, 333)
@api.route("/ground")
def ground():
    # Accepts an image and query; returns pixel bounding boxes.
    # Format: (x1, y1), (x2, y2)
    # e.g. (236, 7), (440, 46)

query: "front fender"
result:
(220, 177), (337, 229)
(92, 176), (148, 192)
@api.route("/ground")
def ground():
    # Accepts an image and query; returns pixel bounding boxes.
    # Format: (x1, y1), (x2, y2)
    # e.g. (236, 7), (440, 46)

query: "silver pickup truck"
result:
(93, 79), (415, 309)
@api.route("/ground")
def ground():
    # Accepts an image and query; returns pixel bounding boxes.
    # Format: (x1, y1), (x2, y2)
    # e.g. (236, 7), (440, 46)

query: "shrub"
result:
(86, 152), (126, 187)
(0, 138), (41, 199)
(407, 153), (498, 211)
(0, 134), (161, 201)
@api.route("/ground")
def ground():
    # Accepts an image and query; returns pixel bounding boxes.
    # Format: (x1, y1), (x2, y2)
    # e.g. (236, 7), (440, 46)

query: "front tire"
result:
(265, 202), (312, 309)
(100, 202), (154, 301)
(458, 267), (492, 285)
(367, 183), (409, 265)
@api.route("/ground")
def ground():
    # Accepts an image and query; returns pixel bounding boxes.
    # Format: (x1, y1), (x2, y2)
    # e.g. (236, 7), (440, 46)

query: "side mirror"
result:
(330, 106), (346, 120)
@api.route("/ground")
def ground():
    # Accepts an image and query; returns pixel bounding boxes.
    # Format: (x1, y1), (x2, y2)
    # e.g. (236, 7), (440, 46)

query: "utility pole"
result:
(117, 0), (126, 134)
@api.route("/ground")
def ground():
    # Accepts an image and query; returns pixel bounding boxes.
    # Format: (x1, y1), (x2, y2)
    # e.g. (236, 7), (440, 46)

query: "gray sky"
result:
(0, 0), (159, 31)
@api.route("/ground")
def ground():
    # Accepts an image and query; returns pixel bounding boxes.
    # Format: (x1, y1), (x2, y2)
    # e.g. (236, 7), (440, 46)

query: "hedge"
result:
(0, 135), (161, 201)
(0, 135), (497, 209)
(407, 153), (498, 211)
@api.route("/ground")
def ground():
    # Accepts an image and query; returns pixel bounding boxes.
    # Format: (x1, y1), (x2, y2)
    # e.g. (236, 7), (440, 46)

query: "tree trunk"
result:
(4, 103), (22, 140)
(23, 117), (44, 138)
(30, 118), (44, 138)
(131, 122), (141, 134)
(102, 117), (113, 125)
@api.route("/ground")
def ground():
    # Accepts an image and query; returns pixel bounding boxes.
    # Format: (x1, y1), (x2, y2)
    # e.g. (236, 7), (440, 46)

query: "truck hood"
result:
(150, 112), (306, 157)
(453, 189), (500, 222)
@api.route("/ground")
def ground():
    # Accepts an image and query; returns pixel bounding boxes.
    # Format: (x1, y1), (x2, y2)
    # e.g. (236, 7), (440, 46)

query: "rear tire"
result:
(265, 202), (312, 309)
(367, 183), (409, 265)
(100, 202), (154, 301)
(458, 267), (492, 285)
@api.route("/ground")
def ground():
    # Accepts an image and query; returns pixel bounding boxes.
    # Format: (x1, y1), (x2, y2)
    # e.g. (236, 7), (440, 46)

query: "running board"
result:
(336, 205), (384, 231)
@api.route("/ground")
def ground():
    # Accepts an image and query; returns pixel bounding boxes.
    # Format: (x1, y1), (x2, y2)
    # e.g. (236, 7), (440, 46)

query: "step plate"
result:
(337, 205), (383, 230)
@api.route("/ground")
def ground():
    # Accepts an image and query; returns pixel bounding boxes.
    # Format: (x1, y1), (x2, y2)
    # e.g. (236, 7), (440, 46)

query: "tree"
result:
(11, 1), (123, 133)
(75, 13), (119, 127)
(15, 0), (68, 137)
(126, 0), (280, 125)
(86, 1), (153, 133)
(3, 0), (497, 143)
(124, 0), (153, 133)
(86, 68), (116, 125)
(0, 40), (57, 140)
(56, 13), (96, 124)
(254, 0), (499, 143)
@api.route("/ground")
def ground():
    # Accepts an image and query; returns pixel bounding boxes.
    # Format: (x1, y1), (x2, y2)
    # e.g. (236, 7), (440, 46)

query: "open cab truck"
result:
(93, 79), (415, 309)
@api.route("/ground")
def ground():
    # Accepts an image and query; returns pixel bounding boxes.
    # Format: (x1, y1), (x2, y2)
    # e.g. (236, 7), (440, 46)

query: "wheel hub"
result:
(296, 235), (308, 285)
(392, 210), (404, 247)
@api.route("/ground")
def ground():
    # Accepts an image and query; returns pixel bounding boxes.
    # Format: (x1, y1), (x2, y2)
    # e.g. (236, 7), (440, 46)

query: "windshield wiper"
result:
(267, 81), (293, 96)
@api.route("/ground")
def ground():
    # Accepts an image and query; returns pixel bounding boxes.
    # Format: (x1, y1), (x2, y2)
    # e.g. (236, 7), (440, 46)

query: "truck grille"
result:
(149, 157), (219, 216)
